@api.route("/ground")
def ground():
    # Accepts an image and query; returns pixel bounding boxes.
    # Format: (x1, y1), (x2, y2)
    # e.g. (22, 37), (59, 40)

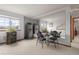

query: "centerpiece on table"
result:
(41, 28), (49, 37)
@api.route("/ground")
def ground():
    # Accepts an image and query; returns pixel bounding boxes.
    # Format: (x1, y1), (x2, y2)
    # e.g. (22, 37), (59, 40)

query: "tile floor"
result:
(0, 39), (79, 55)
(71, 35), (79, 49)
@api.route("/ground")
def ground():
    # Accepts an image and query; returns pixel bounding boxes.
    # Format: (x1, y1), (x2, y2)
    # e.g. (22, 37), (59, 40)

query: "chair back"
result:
(37, 32), (44, 37)
(50, 31), (58, 37)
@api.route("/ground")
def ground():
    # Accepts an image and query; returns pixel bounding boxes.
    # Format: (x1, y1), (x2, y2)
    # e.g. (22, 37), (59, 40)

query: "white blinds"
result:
(0, 16), (20, 30)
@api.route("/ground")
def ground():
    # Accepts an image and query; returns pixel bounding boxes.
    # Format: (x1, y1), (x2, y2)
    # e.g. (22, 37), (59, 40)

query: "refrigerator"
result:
(24, 23), (33, 39)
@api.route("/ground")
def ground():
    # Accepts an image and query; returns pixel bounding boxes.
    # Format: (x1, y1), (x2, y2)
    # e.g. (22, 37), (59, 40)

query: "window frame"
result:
(0, 15), (21, 31)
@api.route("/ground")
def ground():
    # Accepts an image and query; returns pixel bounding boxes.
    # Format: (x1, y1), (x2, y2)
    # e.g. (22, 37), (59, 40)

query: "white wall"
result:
(17, 18), (24, 40)
(0, 32), (6, 43)
(39, 8), (71, 46)
(40, 10), (66, 31)
(65, 7), (71, 46)
(0, 9), (24, 43)
(75, 20), (79, 34)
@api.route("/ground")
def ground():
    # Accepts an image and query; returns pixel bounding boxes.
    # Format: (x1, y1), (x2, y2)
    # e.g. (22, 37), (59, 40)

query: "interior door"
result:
(70, 16), (75, 42)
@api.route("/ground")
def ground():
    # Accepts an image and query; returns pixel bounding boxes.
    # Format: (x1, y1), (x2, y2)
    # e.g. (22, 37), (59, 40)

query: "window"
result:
(0, 16), (20, 30)
(11, 19), (20, 30)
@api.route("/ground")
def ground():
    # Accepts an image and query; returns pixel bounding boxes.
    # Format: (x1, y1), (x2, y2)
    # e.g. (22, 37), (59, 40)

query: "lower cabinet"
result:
(6, 32), (17, 44)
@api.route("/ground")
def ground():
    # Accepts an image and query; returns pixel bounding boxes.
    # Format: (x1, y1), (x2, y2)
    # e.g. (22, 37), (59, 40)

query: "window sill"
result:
(0, 29), (21, 31)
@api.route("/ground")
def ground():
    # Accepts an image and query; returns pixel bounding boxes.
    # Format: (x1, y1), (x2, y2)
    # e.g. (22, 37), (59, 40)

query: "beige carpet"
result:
(0, 39), (79, 55)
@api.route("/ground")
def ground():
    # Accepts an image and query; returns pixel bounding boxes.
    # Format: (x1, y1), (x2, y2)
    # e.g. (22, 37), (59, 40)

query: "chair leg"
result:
(41, 41), (43, 48)
(36, 39), (39, 46)
(40, 40), (44, 48)
(46, 41), (50, 46)
(57, 39), (58, 44)
(54, 41), (56, 48)
(54, 43), (56, 48)
(55, 39), (59, 47)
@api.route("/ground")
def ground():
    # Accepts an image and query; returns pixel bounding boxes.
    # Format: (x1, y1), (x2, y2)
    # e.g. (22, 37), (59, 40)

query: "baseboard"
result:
(17, 39), (25, 41)
(55, 42), (71, 47)
(0, 39), (71, 47)
(0, 42), (6, 45)
(0, 39), (24, 45)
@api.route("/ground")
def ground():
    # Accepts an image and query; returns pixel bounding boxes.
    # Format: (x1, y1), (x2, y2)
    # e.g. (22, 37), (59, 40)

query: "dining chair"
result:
(46, 31), (61, 48)
(36, 31), (46, 48)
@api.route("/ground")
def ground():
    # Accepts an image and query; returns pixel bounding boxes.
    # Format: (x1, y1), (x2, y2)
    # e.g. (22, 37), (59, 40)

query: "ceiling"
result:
(0, 4), (78, 18)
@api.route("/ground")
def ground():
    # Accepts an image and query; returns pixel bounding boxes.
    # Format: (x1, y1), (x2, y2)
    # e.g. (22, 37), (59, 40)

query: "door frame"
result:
(70, 16), (79, 42)
(70, 16), (75, 42)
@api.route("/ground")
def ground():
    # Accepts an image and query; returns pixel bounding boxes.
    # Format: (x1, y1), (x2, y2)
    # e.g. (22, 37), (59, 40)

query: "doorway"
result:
(70, 16), (79, 48)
